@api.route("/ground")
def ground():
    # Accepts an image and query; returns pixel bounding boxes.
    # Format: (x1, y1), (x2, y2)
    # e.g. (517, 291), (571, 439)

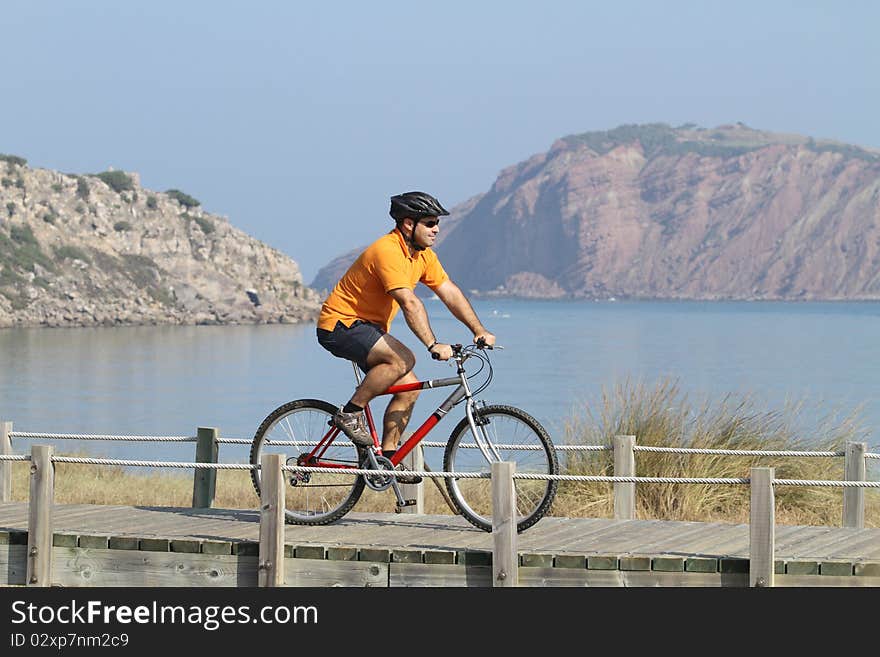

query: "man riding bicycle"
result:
(316, 191), (496, 482)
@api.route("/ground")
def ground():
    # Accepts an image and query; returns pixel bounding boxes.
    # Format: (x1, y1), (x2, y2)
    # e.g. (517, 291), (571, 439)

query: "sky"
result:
(3, 1), (879, 283)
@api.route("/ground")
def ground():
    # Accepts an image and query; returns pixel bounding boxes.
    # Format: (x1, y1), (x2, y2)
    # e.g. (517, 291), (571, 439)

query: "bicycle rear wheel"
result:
(443, 404), (558, 533)
(250, 399), (365, 525)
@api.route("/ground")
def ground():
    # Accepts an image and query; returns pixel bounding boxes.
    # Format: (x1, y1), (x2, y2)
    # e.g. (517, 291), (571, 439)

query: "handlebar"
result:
(431, 340), (499, 360)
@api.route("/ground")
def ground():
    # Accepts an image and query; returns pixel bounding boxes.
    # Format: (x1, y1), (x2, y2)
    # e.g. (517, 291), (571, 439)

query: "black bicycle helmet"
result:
(389, 191), (450, 221)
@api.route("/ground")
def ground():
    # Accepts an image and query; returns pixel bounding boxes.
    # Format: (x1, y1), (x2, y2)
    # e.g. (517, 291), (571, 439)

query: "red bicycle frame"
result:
(304, 368), (467, 469)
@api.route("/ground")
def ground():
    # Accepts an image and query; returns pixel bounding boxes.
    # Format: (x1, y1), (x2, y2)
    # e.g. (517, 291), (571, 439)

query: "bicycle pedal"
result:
(395, 499), (418, 512)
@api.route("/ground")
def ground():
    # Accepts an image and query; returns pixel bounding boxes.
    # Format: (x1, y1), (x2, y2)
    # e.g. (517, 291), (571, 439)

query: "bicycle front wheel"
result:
(443, 404), (558, 533)
(250, 399), (365, 525)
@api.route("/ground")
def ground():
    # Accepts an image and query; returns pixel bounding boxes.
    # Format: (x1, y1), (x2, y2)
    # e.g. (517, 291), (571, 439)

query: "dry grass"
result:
(553, 377), (879, 527)
(6, 377), (878, 527)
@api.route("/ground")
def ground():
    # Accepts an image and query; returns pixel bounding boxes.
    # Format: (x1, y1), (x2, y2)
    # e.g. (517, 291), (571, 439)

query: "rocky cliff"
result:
(313, 123), (880, 300)
(0, 157), (321, 327)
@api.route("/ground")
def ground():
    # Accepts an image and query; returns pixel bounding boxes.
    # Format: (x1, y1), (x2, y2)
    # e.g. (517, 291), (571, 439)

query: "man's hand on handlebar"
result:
(429, 343), (454, 361)
(474, 331), (496, 349)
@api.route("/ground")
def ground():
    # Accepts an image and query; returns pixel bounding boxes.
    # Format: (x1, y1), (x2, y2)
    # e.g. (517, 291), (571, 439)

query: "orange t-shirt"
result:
(317, 228), (449, 333)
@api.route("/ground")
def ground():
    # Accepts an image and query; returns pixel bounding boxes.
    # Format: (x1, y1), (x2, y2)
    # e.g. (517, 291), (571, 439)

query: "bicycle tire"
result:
(250, 398), (365, 525)
(443, 404), (558, 533)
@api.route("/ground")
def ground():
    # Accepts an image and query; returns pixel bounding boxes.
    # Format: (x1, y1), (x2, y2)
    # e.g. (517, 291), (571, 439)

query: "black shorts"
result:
(316, 320), (386, 373)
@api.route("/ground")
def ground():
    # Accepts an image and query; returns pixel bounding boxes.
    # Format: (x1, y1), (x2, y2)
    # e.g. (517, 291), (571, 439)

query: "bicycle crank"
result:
(361, 451), (413, 510)
(362, 452), (396, 492)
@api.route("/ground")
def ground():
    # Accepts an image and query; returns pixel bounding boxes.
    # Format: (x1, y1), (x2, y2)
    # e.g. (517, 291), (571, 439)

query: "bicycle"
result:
(249, 341), (558, 532)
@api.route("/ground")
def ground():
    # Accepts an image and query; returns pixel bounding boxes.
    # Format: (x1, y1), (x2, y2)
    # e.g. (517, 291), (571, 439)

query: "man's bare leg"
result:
(381, 370), (420, 452)
(348, 334), (414, 416)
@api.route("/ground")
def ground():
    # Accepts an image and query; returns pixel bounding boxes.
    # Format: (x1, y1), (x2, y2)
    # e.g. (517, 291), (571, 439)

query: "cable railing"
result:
(1, 420), (877, 529)
(0, 421), (880, 510)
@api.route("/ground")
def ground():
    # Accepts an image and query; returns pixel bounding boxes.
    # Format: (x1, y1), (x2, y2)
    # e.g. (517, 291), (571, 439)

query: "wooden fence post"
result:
(192, 427), (219, 508)
(613, 435), (636, 520)
(491, 461), (518, 587)
(258, 453), (285, 587)
(27, 445), (54, 587)
(400, 445), (424, 514)
(749, 467), (775, 588)
(843, 441), (866, 529)
(0, 421), (12, 503)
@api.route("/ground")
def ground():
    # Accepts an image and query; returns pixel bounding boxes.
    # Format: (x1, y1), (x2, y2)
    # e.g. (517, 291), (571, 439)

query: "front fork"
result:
(465, 397), (503, 465)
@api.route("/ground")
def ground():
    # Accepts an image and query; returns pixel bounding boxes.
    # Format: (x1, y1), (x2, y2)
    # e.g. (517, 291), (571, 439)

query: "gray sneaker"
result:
(332, 408), (373, 447)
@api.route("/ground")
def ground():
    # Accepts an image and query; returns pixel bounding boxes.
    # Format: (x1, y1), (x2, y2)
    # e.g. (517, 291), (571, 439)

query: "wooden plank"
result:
(542, 516), (621, 540)
(81, 508), (200, 536)
(786, 560), (819, 575)
(78, 535), (109, 549)
(783, 527), (866, 560)
(109, 537), (140, 551)
(283, 513), (470, 550)
(295, 545), (326, 560)
(521, 552), (554, 568)
(517, 517), (618, 550)
(680, 523), (751, 556)
(694, 524), (751, 557)
(53, 533), (78, 548)
(575, 521), (689, 554)
(47, 506), (142, 534)
(619, 556), (651, 571)
(776, 527), (838, 557)
(392, 548), (424, 564)
(652, 556), (686, 572)
(554, 554), (586, 569)
(27, 445), (54, 586)
(686, 557), (719, 573)
(0, 544), (26, 585)
(826, 532), (880, 560)
(232, 541), (259, 556)
(359, 548), (391, 563)
(820, 560), (854, 576)
(285, 558), (387, 587)
(777, 573), (880, 588)
(170, 540), (201, 554)
(772, 526), (828, 555)
(424, 549), (456, 564)
(518, 568), (749, 587)
(619, 521), (716, 554)
(533, 519), (633, 552)
(854, 563), (880, 577)
(0, 529), (28, 544)
(140, 538), (170, 552)
(326, 546), (358, 561)
(51, 547), (258, 586)
(390, 563), (491, 587)
(587, 555), (619, 570)
(457, 550), (492, 566)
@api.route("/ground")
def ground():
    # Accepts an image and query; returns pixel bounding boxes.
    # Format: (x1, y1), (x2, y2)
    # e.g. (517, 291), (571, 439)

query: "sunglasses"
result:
(419, 219), (440, 228)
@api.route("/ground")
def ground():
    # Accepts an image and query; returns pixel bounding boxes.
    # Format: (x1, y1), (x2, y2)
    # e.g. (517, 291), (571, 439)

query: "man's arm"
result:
(434, 280), (495, 346)
(387, 287), (448, 356)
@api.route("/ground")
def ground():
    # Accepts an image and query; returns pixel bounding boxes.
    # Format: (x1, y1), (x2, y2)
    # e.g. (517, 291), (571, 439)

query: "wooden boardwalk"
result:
(1, 502), (879, 586)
